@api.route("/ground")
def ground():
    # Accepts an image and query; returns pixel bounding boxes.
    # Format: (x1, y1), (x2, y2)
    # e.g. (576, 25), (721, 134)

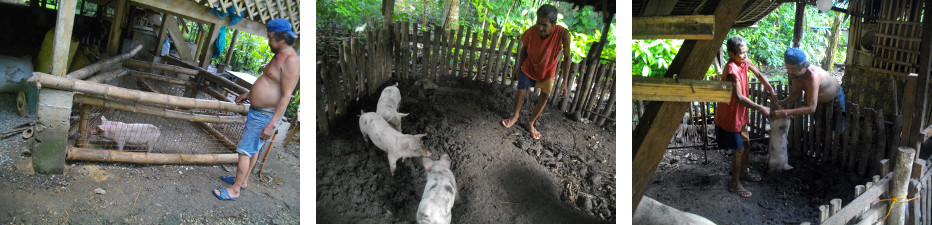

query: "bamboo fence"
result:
(317, 22), (616, 134)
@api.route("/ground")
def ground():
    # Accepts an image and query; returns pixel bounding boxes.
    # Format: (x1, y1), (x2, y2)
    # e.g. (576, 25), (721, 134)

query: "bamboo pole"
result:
(74, 95), (245, 124)
(195, 122), (237, 150)
(123, 59), (198, 75)
(68, 44), (142, 80)
(28, 72), (248, 113)
(85, 68), (130, 83)
(127, 70), (196, 87)
(78, 104), (90, 148)
(67, 147), (238, 164)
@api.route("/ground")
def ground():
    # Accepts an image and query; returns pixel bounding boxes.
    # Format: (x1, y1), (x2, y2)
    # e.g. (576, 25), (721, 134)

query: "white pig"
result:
(92, 116), (160, 152)
(359, 111), (431, 174)
(377, 83), (408, 131)
(633, 196), (716, 225)
(417, 154), (456, 224)
(768, 117), (794, 174)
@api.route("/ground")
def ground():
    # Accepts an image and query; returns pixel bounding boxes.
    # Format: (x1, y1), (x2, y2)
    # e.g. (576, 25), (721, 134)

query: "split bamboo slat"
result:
(561, 62), (580, 112)
(29, 72), (248, 113)
(440, 28), (450, 78)
(67, 147), (239, 164)
(432, 26), (442, 81)
(425, 27), (433, 80)
(550, 58), (565, 105)
(467, 30), (480, 80)
(453, 28), (465, 78)
(582, 63), (604, 119)
(512, 41), (523, 88)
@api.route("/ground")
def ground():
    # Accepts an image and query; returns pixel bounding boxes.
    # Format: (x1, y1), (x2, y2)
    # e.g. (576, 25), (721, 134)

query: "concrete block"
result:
(33, 88), (73, 174)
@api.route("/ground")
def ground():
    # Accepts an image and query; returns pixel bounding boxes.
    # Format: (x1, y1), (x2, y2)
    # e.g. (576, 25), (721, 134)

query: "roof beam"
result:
(632, 15), (714, 40)
(641, 0), (678, 16)
(130, 0), (268, 37)
(632, 0), (748, 214)
(632, 76), (732, 102)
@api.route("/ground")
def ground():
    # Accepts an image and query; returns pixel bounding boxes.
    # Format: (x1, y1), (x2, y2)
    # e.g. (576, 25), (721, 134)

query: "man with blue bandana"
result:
(214, 18), (299, 201)
(772, 48), (845, 128)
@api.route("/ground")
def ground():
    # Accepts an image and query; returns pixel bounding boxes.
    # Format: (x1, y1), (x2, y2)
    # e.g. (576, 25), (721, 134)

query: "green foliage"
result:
(211, 29), (273, 77)
(284, 89), (300, 120)
(317, 0), (616, 64)
(632, 39), (681, 77)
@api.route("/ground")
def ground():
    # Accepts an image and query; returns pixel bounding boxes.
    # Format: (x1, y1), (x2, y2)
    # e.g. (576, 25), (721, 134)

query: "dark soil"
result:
(0, 92), (301, 224)
(316, 77), (616, 223)
(645, 141), (862, 224)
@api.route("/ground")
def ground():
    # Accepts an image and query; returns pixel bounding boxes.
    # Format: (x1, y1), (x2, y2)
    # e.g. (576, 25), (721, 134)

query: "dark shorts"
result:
(716, 125), (747, 150)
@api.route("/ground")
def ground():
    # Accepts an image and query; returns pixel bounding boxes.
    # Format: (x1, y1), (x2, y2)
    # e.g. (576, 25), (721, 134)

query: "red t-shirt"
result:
(715, 61), (750, 132)
(521, 25), (567, 81)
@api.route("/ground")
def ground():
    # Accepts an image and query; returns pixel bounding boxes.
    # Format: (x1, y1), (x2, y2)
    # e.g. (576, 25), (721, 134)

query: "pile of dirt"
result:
(317, 76), (615, 223)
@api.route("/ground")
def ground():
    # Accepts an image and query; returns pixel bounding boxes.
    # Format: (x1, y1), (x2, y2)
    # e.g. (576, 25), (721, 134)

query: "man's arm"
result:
(727, 73), (770, 116)
(560, 31), (572, 96)
(747, 61), (775, 99)
(779, 76), (819, 117)
(778, 83), (803, 108)
(261, 55), (300, 140)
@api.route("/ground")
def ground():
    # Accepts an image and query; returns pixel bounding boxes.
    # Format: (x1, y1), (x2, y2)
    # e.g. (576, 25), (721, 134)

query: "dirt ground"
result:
(0, 93), (301, 224)
(645, 141), (861, 224)
(316, 77), (616, 223)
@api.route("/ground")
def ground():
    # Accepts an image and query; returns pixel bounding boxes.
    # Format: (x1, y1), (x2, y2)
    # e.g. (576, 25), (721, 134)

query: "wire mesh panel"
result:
(74, 72), (246, 155)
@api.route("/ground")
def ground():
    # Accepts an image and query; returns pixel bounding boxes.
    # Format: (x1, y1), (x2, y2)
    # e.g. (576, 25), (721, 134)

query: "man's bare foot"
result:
(502, 117), (518, 128)
(729, 182), (752, 198)
(526, 122), (541, 140)
(741, 170), (762, 182)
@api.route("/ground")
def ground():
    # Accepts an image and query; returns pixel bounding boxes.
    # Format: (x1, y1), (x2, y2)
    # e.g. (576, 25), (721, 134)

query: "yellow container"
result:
(35, 27), (79, 74)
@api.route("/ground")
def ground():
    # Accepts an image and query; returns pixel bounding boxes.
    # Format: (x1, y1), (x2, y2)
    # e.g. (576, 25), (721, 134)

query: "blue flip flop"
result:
(213, 188), (238, 201)
(221, 176), (246, 190)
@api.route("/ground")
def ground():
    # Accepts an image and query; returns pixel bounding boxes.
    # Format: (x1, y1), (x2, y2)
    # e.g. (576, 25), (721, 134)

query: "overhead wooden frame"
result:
(633, 15), (715, 40)
(632, 0), (749, 213)
(632, 76), (733, 102)
(129, 0), (269, 37)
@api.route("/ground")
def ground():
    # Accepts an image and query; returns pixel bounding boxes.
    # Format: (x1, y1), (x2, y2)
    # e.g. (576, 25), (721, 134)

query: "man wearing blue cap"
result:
(772, 48), (844, 123)
(214, 18), (299, 201)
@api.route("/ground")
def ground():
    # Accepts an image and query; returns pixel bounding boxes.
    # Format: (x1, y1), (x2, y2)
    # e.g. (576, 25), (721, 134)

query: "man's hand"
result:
(235, 92), (249, 105)
(772, 109), (788, 119)
(760, 106), (771, 117)
(260, 123), (276, 140)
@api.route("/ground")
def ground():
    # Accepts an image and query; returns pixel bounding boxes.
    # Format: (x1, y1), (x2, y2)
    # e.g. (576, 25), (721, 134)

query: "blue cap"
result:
(784, 48), (807, 65)
(267, 18), (298, 38)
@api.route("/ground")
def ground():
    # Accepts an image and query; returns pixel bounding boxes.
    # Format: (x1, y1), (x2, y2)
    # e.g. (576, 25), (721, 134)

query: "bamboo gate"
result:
(317, 22), (617, 134)
(29, 49), (267, 164)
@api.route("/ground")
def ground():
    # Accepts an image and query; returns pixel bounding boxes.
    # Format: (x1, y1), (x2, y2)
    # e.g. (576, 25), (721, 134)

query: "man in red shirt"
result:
(716, 36), (774, 198)
(500, 4), (572, 140)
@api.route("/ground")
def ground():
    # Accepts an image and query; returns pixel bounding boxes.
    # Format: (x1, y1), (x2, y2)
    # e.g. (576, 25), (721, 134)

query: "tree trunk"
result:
(792, 0), (806, 48)
(823, 12), (842, 71)
(383, 0), (396, 26)
(442, 0), (461, 32)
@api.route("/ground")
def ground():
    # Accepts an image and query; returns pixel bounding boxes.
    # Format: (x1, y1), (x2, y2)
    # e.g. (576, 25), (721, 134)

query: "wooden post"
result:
(907, 179), (921, 225)
(874, 109), (888, 175)
(632, 0), (749, 212)
(888, 147), (916, 225)
(792, 0), (806, 47)
(52, 0), (77, 76)
(224, 30), (241, 66)
(199, 24), (221, 69)
(107, 0), (127, 55)
(78, 104), (90, 148)
(904, 1), (932, 152)
(382, 0), (395, 28)
(162, 14), (194, 60)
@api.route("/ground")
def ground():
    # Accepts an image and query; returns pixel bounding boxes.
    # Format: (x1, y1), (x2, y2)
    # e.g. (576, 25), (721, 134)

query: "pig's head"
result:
(93, 116), (114, 136)
(405, 134), (431, 157)
(422, 154), (451, 172)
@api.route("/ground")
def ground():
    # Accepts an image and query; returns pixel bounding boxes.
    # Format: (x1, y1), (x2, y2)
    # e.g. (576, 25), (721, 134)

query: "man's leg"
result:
(502, 89), (527, 128)
(526, 92), (549, 139)
(739, 126), (761, 181)
(731, 147), (751, 197)
(216, 154), (250, 198)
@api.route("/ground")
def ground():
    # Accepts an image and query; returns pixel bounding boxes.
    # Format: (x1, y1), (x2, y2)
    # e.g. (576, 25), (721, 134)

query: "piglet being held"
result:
(377, 83), (408, 131)
(359, 111), (431, 174)
(417, 154), (456, 224)
(768, 117), (793, 174)
(91, 116), (161, 152)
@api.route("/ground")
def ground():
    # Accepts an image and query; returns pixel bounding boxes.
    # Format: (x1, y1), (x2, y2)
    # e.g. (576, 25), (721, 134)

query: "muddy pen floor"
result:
(316, 77), (616, 223)
(646, 140), (863, 224)
(0, 91), (301, 223)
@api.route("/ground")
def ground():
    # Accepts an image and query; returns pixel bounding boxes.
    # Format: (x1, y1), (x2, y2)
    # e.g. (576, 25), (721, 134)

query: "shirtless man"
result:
(772, 48), (845, 126)
(214, 18), (299, 201)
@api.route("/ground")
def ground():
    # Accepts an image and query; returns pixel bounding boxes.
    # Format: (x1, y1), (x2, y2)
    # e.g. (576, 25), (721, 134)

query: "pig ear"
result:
(441, 154), (451, 167)
(398, 113), (409, 119)
(422, 157), (434, 171)
(414, 134), (427, 139)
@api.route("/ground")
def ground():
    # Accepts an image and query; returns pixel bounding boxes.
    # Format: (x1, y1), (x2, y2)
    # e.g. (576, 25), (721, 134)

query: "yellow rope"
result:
(873, 194), (920, 223)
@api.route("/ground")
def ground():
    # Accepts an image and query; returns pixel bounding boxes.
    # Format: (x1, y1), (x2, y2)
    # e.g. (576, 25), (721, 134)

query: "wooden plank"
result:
(859, 108), (874, 177)
(52, 0), (77, 76)
(440, 27), (450, 78)
(902, 73), (919, 146)
(632, 0), (749, 212)
(598, 77), (616, 126)
(163, 15), (195, 60)
(632, 15), (715, 40)
(451, 28), (464, 78)
(466, 30), (481, 80)
(907, 179), (920, 225)
(905, 4), (932, 150)
(366, 29), (376, 95)
(849, 103), (861, 169)
(425, 27), (434, 80)
(585, 64), (607, 119)
(498, 37), (513, 85)
(873, 109), (887, 176)
(486, 33), (503, 83)
(198, 23), (221, 68)
(561, 62), (580, 112)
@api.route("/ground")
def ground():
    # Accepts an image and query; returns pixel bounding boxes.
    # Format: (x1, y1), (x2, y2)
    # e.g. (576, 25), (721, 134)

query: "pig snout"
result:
(422, 149), (432, 157)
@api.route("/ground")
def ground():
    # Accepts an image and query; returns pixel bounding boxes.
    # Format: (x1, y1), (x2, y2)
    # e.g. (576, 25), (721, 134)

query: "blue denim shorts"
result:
(236, 106), (278, 157)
